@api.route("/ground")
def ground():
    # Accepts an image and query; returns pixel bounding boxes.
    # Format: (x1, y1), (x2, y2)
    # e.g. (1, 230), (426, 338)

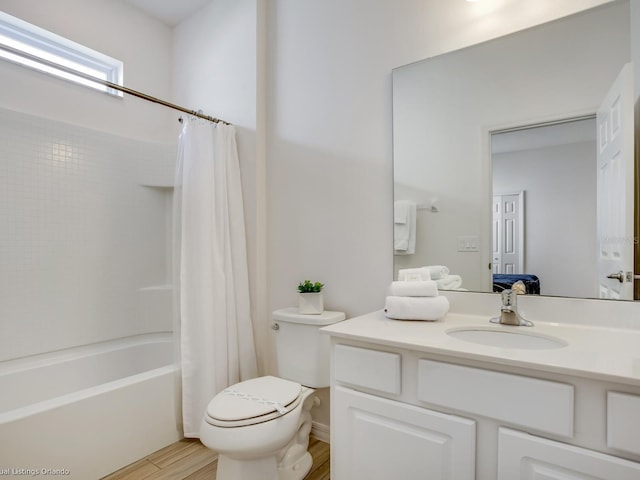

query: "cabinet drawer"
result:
(418, 360), (574, 437)
(607, 391), (640, 455)
(333, 344), (401, 395)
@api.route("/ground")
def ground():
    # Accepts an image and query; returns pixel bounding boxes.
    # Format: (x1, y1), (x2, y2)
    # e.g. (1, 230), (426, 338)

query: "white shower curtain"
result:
(174, 118), (258, 437)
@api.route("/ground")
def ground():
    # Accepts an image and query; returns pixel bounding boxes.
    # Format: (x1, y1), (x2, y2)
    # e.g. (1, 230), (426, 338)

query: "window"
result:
(0, 11), (123, 96)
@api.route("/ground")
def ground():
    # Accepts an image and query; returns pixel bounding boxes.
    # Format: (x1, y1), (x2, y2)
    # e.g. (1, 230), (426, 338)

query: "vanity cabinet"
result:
(332, 385), (475, 480)
(328, 340), (640, 480)
(331, 344), (475, 479)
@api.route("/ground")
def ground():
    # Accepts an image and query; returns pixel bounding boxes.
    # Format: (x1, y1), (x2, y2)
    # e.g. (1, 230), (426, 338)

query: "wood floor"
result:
(101, 436), (330, 480)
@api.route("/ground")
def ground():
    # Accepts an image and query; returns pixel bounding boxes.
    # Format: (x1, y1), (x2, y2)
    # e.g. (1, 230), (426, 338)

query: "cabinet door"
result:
(332, 386), (475, 480)
(498, 428), (640, 479)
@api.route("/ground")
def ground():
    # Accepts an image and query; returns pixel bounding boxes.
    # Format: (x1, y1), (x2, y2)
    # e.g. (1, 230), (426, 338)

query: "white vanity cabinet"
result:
(332, 385), (475, 480)
(328, 339), (640, 480)
(331, 343), (475, 479)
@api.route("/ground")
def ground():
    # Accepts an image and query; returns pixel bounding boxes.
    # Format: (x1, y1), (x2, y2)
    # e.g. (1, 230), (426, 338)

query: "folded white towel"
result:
(384, 295), (449, 321)
(388, 280), (438, 297)
(397, 267), (431, 282)
(394, 201), (409, 224)
(394, 201), (416, 255)
(435, 274), (463, 290)
(425, 265), (450, 280)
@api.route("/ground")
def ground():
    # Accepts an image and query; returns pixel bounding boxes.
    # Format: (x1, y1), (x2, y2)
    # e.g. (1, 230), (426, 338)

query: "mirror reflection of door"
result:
(492, 192), (524, 275)
(491, 117), (598, 298)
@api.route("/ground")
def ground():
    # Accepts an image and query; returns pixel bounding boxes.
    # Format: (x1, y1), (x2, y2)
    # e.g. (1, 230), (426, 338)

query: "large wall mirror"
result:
(393, 0), (639, 301)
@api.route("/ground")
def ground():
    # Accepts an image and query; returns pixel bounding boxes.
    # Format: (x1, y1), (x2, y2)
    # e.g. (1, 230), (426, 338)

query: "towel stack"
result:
(424, 265), (464, 290)
(384, 267), (449, 321)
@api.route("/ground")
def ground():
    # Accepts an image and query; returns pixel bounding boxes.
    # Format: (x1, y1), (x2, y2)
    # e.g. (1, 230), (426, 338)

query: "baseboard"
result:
(311, 421), (330, 443)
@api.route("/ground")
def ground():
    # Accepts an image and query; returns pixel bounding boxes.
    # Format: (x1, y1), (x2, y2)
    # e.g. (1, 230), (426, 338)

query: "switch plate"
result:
(457, 235), (479, 252)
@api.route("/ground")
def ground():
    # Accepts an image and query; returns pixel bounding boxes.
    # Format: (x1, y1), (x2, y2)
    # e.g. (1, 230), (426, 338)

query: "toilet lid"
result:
(206, 376), (302, 424)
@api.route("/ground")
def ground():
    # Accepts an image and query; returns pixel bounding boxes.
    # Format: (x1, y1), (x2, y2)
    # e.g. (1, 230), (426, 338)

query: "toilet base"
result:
(217, 454), (279, 480)
(279, 450), (312, 480)
(216, 448), (312, 480)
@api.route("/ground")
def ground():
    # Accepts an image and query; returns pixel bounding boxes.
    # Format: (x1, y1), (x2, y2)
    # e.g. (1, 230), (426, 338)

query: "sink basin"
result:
(446, 327), (567, 350)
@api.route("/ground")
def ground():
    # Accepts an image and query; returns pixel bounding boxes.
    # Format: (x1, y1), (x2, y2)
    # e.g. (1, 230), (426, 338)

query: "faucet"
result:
(490, 289), (533, 326)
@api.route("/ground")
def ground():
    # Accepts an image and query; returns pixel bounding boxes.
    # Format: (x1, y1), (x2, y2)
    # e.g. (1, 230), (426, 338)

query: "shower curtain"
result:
(174, 118), (258, 437)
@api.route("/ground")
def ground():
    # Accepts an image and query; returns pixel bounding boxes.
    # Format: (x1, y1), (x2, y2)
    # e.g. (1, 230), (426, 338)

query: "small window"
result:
(0, 11), (123, 96)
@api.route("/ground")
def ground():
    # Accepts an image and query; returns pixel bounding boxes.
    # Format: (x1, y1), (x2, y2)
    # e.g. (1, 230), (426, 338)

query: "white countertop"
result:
(321, 310), (640, 387)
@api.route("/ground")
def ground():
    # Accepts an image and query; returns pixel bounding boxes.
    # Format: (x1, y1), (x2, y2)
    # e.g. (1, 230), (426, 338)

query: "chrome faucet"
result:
(490, 289), (533, 326)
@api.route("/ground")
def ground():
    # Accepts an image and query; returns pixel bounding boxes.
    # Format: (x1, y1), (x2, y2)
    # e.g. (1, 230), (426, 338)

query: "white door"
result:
(596, 63), (634, 299)
(332, 386), (476, 480)
(492, 193), (524, 274)
(498, 428), (640, 479)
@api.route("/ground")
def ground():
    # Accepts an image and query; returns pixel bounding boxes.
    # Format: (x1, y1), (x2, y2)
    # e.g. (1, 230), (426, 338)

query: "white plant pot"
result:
(298, 292), (324, 314)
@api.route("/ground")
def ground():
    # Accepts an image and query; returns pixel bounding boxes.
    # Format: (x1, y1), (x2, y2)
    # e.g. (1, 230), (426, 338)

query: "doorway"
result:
(491, 116), (598, 297)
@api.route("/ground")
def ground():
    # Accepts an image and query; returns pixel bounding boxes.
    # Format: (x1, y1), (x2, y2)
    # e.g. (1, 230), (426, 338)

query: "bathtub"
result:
(0, 333), (182, 479)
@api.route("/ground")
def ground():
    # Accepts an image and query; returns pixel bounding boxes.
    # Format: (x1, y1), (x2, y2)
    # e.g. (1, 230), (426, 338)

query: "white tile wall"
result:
(0, 107), (176, 362)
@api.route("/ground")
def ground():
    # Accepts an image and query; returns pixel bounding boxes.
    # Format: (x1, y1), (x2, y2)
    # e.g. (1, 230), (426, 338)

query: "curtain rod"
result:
(0, 43), (229, 125)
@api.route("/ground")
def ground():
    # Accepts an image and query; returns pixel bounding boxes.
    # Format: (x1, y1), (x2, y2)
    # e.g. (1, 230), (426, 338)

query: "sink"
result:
(446, 327), (567, 350)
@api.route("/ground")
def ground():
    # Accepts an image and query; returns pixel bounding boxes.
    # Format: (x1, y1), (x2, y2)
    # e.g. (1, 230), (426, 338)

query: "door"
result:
(596, 63), (634, 299)
(492, 193), (524, 274)
(332, 386), (476, 480)
(498, 428), (640, 479)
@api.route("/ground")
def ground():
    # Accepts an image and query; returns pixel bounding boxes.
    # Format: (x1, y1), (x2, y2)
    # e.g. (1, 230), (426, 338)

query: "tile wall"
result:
(0, 107), (176, 362)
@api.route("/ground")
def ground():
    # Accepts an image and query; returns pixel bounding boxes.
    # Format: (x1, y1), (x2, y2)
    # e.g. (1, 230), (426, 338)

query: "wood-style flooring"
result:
(101, 436), (330, 480)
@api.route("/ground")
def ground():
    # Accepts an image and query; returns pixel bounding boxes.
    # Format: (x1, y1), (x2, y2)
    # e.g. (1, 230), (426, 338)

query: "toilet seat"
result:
(204, 376), (303, 428)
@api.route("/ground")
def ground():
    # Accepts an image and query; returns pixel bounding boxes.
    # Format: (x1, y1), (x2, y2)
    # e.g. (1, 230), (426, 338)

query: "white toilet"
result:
(200, 307), (345, 480)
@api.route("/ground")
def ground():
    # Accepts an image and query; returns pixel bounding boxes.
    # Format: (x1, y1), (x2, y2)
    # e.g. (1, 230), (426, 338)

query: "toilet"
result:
(200, 307), (345, 480)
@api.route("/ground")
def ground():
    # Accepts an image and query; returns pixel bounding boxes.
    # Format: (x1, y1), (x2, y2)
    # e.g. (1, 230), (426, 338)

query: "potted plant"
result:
(297, 280), (324, 314)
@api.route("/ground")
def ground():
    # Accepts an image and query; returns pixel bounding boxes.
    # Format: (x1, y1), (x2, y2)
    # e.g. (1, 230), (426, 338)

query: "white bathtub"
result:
(0, 334), (182, 479)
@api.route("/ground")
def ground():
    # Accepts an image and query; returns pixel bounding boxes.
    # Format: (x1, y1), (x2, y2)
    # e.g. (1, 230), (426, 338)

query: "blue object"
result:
(493, 274), (540, 295)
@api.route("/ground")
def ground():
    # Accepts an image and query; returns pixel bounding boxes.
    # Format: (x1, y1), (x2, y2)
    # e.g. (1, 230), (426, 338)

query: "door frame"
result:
(486, 113), (596, 290)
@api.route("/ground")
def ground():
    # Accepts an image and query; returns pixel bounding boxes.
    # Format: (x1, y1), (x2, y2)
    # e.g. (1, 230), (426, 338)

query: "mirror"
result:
(393, 0), (637, 300)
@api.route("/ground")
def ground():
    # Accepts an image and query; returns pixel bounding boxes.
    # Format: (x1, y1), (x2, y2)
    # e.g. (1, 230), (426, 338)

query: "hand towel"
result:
(394, 200), (416, 255)
(397, 267), (431, 282)
(387, 280), (438, 297)
(435, 274), (463, 290)
(425, 265), (450, 280)
(384, 295), (449, 321)
(394, 200), (409, 223)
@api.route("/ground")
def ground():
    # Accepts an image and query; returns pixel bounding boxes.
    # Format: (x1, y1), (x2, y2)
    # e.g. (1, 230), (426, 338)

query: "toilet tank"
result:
(272, 307), (345, 388)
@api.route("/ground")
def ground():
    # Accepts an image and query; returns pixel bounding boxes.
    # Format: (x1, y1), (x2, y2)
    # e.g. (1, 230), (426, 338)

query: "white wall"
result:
(264, 0), (616, 426)
(0, 108), (175, 362)
(0, 0), (176, 360)
(493, 141), (597, 297)
(266, 0), (618, 317)
(0, 0), (176, 142)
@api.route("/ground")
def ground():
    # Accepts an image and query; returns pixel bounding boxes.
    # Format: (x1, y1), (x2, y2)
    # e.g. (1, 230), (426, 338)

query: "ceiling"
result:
(124, 0), (211, 27)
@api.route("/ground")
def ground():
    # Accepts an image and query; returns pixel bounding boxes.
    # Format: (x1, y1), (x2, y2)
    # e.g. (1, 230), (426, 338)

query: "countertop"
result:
(321, 310), (640, 387)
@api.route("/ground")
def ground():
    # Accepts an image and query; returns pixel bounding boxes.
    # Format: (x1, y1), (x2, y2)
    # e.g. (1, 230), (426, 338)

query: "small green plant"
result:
(298, 280), (324, 293)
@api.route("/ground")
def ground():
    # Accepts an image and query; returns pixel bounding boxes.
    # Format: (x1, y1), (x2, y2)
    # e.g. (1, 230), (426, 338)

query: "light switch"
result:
(457, 235), (479, 252)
